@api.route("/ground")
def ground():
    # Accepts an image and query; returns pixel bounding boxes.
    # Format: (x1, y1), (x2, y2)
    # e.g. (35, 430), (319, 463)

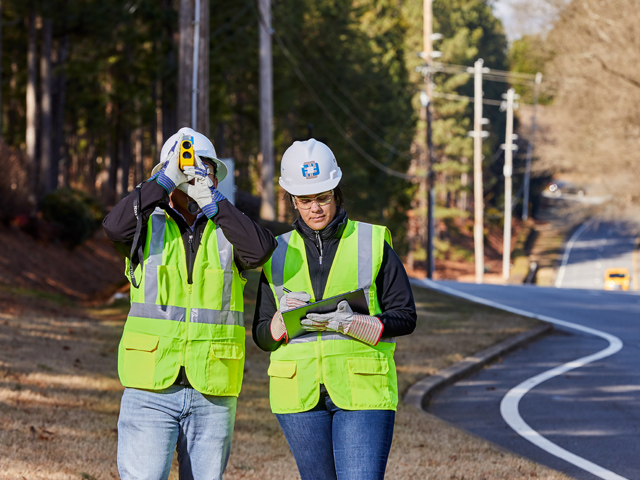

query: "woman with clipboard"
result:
(252, 139), (417, 480)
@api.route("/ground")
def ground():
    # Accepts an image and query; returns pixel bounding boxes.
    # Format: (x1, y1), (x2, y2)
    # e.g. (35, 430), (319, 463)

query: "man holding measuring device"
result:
(103, 127), (276, 479)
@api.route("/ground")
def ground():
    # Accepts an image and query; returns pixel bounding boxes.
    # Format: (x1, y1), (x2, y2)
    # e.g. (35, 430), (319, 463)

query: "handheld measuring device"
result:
(179, 136), (195, 170)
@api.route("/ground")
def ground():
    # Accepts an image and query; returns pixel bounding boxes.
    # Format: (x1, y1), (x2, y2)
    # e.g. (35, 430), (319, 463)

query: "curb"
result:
(404, 323), (553, 412)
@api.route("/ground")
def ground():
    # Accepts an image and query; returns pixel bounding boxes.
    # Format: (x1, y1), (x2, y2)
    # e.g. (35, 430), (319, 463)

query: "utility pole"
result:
(423, 0), (436, 279)
(178, 0), (209, 134)
(190, 0), (200, 129)
(468, 59), (489, 284)
(501, 88), (518, 281)
(259, 0), (275, 221)
(522, 72), (542, 221)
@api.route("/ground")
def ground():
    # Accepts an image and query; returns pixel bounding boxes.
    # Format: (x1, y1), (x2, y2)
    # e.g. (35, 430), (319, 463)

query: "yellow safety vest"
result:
(263, 220), (398, 413)
(118, 208), (247, 396)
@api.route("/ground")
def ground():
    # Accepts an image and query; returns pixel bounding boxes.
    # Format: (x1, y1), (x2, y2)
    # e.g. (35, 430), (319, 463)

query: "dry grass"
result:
(0, 274), (573, 480)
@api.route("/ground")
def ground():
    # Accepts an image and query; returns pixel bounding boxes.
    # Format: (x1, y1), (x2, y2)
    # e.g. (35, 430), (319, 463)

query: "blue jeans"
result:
(117, 386), (237, 480)
(276, 389), (395, 480)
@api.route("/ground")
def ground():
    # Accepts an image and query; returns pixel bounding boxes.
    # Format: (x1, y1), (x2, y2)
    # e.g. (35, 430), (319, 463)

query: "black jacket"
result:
(102, 180), (277, 276)
(252, 208), (417, 352)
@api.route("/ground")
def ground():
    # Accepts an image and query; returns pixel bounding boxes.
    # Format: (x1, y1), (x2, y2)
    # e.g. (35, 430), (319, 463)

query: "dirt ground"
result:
(0, 224), (573, 479)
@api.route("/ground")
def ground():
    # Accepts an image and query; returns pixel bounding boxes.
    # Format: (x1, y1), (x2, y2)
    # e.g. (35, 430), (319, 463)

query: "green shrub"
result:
(41, 188), (104, 249)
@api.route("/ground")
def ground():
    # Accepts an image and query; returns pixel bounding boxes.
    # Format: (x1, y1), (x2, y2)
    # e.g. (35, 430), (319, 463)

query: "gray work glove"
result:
(301, 300), (383, 345)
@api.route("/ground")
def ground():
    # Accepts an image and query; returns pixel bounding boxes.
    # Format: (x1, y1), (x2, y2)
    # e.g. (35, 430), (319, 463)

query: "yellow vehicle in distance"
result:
(604, 268), (630, 291)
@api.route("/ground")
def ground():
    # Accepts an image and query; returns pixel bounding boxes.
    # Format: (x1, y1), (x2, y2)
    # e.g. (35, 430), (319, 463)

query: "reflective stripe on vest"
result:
(287, 332), (396, 345)
(119, 208), (246, 396)
(264, 220), (398, 413)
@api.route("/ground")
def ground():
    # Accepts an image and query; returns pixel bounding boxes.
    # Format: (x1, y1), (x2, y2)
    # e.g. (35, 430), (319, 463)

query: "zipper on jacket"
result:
(187, 232), (195, 284)
(315, 231), (324, 265)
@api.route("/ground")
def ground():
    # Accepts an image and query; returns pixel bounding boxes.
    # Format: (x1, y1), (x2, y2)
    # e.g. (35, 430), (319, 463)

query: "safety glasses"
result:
(294, 190), (334, 210)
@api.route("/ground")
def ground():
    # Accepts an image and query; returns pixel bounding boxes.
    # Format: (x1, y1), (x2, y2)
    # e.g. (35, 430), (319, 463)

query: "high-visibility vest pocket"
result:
(268, 361), (301, 412)
(119, 332), (159, 387)
(347, 357), (391, 408)
(208, 342), (244, 395)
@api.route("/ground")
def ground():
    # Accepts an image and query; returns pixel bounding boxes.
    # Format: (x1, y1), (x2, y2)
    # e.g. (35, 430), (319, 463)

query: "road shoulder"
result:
(404, 322), (552, 411)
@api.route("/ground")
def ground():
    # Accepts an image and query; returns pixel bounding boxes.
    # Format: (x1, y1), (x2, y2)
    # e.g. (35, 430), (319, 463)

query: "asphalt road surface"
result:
(556, 219), (638, 290)
(425, 281), (640, 480)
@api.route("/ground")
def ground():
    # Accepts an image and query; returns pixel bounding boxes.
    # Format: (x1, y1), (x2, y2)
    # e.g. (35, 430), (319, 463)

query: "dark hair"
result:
(284, 185), (344, 210)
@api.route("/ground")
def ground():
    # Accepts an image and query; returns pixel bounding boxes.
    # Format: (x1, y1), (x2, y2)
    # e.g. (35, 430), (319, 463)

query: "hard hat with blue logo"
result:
(279, 138), (342, 196)
(151, 127), (228, 182)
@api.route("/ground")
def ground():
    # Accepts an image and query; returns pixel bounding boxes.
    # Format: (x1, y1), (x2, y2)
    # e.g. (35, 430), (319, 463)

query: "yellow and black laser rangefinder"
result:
(179, 137), (195, 170)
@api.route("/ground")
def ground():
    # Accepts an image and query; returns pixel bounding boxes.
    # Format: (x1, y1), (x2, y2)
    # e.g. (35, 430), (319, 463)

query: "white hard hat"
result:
(152, 127), (228, 182)
(279, 139), (342, 196)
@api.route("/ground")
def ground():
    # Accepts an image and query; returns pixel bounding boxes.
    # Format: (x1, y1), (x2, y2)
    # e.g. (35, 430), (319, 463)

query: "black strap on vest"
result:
(129, 184), (144, 288)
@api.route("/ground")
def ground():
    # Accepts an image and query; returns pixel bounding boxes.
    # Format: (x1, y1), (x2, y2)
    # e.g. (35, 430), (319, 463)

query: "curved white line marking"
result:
(419, 279), (626, 480)
(555, 219), (596, 288)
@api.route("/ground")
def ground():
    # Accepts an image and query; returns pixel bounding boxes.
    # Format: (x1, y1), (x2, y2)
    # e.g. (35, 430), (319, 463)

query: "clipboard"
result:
(281, 288), (369, 340)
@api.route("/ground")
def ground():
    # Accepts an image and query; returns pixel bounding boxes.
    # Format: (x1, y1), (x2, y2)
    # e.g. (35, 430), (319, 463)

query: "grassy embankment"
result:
(0, 272), (572, 480)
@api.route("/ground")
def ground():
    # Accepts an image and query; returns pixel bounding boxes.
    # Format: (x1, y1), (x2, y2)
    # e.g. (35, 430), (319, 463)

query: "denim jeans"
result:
(117, 386), (237, 480)
(276, 389), (395, 480)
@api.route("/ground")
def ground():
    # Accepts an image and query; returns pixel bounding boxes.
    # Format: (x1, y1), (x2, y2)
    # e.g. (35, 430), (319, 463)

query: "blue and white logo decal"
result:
(302, 161), (320, 179)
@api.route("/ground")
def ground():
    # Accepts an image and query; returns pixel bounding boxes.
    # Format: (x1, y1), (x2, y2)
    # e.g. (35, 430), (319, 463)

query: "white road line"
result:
(419, 279), (626, 480)
(555, 219), (596, 288)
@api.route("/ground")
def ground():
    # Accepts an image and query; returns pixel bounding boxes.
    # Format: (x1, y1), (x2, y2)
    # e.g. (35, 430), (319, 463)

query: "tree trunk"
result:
(86, 137), (96, 196)
(258, 0), (275, 220)
(151, 53), (160, 167)
(134, 124), (144, 186)
(26, 11), (38, 208)
(8, 62), (19, 147)
(117, 118), (131, 199)
(196, 0), (209, 135)
(161, 1), (177, 143)
(53, 35), (68, 189)
(39, 18), (54, 197)
(0, 1), (3, 140)
(103, 87), (117, 205)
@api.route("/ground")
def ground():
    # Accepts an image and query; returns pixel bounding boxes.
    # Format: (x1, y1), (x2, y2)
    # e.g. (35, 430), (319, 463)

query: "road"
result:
(424, 281), (640, 480)
(556, 219), (638, 290)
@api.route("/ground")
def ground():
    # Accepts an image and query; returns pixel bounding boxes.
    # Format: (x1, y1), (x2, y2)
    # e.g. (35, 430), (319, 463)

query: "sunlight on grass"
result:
(0, 277), (574, 480)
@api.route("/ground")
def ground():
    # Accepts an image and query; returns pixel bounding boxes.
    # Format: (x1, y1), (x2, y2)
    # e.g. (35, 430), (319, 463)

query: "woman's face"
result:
(294, 190), (336, 231)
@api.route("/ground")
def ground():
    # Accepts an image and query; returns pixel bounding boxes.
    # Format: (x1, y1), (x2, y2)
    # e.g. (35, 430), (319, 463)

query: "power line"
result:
(272, 5), (390, 134)
(211, 2), (254, 40)
(252, 0), (420, 181)
(270, 28), (420, 180)
(433, 91), (504, 107)
(423, 62), (543, 86)
(257, 1), (538, 182)
(210, 17), (257, 55)
(273, 12), (415, 162)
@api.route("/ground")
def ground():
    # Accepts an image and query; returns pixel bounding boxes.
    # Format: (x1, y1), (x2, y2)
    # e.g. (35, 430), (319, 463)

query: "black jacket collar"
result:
(293, 208), (348, 242)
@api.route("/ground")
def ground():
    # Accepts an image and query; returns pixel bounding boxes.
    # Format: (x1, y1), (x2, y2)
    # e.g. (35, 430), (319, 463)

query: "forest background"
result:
(0, 0), (635, 274)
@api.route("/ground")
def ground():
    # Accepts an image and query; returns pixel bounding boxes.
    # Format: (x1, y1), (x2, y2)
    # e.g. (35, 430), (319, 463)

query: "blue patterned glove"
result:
(177, 166), (226, 218)
(148, 135), (190, 193)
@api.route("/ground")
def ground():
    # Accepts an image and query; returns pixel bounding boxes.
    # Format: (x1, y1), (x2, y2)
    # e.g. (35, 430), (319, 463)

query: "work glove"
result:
(149, 134), (192, 194)
(270, 291), (311, 342)
(178, 155), (226, 218)
(301, 300), (383, 346)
